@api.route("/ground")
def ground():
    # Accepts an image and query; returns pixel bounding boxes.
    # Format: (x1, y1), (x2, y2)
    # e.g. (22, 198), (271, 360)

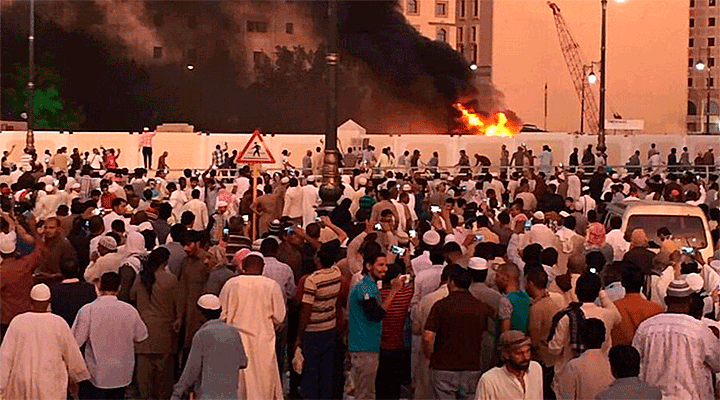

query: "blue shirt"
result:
(348, 275), (382, 352)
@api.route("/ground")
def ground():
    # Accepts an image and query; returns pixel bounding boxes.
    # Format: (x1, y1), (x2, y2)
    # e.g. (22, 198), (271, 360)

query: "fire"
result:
(453, 103), (519, 137)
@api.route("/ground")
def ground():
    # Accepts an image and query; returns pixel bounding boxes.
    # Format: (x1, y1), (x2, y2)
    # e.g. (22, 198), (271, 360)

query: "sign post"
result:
(236, 129), (275, 241)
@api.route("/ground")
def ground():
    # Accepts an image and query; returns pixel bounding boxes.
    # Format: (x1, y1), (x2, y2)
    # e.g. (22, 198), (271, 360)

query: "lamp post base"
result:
(318, 149), (342, 212)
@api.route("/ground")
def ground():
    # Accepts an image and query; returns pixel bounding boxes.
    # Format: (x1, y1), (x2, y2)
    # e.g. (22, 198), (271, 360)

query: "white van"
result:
(604, 200), (715, 261)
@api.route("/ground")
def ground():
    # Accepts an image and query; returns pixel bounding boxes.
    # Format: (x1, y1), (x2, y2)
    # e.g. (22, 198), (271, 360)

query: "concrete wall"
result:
(2, 130), (719, 171)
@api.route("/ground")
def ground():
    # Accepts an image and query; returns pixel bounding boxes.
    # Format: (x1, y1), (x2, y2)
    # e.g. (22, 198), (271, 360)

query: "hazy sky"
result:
(493, 0), (687, 134)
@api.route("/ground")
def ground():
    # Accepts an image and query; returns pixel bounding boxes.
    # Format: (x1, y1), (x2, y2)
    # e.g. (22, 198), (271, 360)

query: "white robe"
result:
(300, 184), (320, 227)
(219, 275), (286, 400)
(0, 312), (89, 400)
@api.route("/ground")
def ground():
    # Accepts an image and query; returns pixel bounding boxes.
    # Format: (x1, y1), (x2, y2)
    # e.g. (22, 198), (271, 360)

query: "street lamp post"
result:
(26, 0), (35, 151)
(598, 0), (607, 154)
(319, 0), (342, 211)
(696, 53), (712, 134)
(581, 64), (598, 133)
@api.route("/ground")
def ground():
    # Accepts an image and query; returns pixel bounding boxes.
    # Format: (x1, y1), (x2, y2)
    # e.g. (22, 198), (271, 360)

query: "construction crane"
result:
(548, 1), (599, 134)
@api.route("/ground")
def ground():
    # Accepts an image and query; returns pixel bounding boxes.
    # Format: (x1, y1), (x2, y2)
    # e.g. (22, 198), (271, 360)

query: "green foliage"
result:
(3, 63), (85, 130)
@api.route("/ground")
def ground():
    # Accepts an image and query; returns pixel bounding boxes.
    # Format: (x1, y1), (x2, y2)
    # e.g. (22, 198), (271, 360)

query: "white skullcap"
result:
(582, 186), (590, 192)
(685, 273), (704, 293)
(307, 175), (316, 183)
(281, 177), (290, 184)
(559, 210), (570, 218)
(98, 235), (118, 251)
(468, 257), (488, 271)
(137, 221), (153, 232)
(45, 185), (54, 193)
(358, 177), (368, 185)
(444, 234), (457, 244)
(197, 294), (221, 310)
(533, 211), (545, 220)
(216, 200), (228, 208)
(72, 182), (81, 189)
(30, 283), (51, 302)
(402, 184), (411, 191)
(422, 230), (441, 246)
(0, 231), (17, 254)
(611, 173), (620, 180)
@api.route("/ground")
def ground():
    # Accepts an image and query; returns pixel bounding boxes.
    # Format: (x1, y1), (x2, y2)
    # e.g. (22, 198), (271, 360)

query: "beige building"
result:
(399, 0), (493, 83)
(400, 0), (458, 50)
(688, 0), (720, 133)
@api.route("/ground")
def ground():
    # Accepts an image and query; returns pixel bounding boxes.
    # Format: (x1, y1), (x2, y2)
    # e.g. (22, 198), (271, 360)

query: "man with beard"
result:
(476, 330), (543, 399)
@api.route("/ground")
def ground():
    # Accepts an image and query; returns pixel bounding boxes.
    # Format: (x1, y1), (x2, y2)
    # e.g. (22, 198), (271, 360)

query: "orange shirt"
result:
(611, 293), (663, 346)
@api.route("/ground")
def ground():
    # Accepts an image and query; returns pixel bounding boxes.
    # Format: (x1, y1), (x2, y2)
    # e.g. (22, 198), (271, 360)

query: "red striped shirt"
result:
(379, 284), (414, 349)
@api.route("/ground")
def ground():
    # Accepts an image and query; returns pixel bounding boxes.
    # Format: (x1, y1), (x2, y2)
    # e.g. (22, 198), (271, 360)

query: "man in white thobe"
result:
(219, 253), (286, 400)
(182, 190), (209, 231)
(300, 177), (320, 227)
(282, 178), (304, 225)
(0, 284), (90, 400)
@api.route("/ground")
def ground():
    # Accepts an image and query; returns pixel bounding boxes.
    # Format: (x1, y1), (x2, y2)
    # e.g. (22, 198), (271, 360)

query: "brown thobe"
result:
(178, 249), (210, 348)
(253, 193), (280, 236)
(131, 271), (181, 399)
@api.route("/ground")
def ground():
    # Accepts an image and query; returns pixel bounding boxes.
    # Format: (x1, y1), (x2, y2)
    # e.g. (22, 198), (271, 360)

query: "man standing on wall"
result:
(139, 127), (157, 170)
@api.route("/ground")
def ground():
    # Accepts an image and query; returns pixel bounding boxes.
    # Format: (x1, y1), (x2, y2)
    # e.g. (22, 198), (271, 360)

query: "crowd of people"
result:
(1, 140), (720, 400)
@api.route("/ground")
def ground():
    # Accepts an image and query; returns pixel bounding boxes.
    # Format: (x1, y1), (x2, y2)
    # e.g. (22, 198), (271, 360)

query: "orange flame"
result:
(453, 103), (519, 137)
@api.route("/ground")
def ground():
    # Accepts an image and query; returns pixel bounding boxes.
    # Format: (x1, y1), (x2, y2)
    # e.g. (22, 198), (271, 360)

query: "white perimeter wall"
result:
(1, 130), (718, 171)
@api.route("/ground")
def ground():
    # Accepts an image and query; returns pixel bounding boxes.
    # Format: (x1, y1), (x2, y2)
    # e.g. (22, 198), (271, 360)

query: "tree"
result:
(3, 63), (86, 130)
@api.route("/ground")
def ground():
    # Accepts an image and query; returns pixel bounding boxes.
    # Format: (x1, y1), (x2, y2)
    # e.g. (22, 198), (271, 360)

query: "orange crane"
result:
(548, 1), (599, 134)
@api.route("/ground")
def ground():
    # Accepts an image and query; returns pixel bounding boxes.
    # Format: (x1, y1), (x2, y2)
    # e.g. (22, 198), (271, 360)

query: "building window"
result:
(247, 21), (268, 33)
(711, 77), (715, 87)
(688, 122), (698, 132)
(187, 48), (197, 61)
(153, 13), (163, 27)
(407, 0), (418, 14)
(458, 43), (464, 55)
(690, 38), (695, 47)
(153, 46), (162, 59)
(253, 51), (263, 66)
(690, 58), (695, 67)
(709, 101), (719, 114)
(711, 17), (716, 26)
(473, 0), (479, 16)
(460, 0), (465, 17)
(689, 77), (694, 87)
(709, 37), (715, 46)
(689, 101), (698, 115)
(471, 44), (478, 63)
(188, 15), (197, 29)
(690, 18), (695, 27)
(437, 28), (447, 42)
(711, 0), (716, 6)
(458, 27), (464, 43)
(435, 1), (448, 17)
(691, 0), (695, 6)
(286, 23), (294, 34)
(472, 26), (477, 41)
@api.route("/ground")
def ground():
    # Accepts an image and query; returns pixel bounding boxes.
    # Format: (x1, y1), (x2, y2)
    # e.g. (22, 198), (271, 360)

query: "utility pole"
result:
(543, 82), (548, 130)
(598, 0), (607, 154)
(26, 0), (35, 151)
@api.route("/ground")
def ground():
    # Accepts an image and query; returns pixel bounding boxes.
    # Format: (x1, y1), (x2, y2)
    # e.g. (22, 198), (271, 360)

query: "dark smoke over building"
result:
(0, 0), (517, 133)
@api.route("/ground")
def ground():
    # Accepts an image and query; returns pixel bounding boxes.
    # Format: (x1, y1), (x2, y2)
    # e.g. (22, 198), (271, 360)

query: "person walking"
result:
(0, 284), (90, 400)
(476, 330), (543, 400)
(172, 294), (248, 400)
(130, 248), (181, 400)
(219, 253), (286, 400)
(73, 272), (149, 399)
(139, 127), (157, 169)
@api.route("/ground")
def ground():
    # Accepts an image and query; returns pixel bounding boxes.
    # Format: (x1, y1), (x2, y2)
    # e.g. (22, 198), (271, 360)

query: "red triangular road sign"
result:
(237, 129), (276, 164)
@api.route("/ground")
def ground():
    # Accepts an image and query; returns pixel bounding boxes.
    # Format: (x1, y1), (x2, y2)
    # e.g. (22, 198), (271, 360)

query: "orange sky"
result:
(492, 0), (687, 134)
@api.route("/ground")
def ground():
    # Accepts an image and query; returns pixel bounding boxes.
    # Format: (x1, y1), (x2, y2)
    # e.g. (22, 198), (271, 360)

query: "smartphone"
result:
(682, 246), (696, 255)
(93, 209), (102, 216)
(22, 209), (31, 218)
(315, 217), (322, 222)
(223, 228), (229, 236)
(430, 205), (441, 213)
(374, 223), (382, 231)
(390, 245), (406, 256)
(524, 220), (532, 231)
(589, 267), (597, 274)
(53, 179), (59, 186)
(85, 220), (91, 227)
(284, 226), (295, 234)
(399, 274), (411, 284)
(475, 234), (484, 242)
(242, 214), (249, 223)
(409, 229), (417, 238)
(559, 162), (564, 168)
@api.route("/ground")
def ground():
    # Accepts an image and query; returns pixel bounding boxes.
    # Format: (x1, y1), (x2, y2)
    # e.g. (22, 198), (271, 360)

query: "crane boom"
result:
(548, 1), (599, 134)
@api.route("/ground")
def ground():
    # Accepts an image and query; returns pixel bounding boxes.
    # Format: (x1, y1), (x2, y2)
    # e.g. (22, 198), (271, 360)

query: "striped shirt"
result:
(302, 265), (342, 332)
(379, 283), (414, 349)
